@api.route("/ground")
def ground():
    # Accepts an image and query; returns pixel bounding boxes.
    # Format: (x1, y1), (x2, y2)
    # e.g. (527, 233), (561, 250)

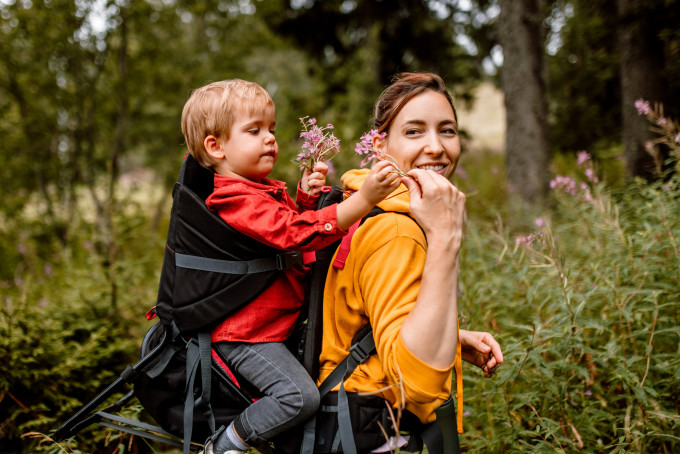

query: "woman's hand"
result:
(401, 169), (466, 248)
(459, 330), (504, 378)
(301, 161), (329, 196)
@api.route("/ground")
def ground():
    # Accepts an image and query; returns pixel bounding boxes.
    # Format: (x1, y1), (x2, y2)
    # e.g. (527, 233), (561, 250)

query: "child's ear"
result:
(204, 135), (224, 160)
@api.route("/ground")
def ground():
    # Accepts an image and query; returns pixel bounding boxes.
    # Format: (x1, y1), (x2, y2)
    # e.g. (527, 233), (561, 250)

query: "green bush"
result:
(4, 107), (680, 453)
(0, 205), (164, 453)
(459, 152), (680, 452)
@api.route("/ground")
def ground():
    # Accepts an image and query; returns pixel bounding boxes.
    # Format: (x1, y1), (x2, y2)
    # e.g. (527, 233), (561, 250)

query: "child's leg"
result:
(214, 341), (319, 448)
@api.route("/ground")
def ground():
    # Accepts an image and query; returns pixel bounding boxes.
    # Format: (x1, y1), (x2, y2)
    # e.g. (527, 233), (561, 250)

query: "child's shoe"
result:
(199, 439), (246, 454)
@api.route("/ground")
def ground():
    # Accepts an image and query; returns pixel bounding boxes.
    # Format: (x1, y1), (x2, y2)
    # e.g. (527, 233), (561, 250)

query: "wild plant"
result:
(458, 105), (680, 452)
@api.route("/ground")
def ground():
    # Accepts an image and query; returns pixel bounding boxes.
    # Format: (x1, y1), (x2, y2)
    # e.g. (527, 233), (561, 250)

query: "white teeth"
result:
(418, 165), (445, 171)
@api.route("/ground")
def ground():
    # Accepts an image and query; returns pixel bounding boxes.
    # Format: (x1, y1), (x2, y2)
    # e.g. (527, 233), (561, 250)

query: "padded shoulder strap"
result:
(300, 328), (376, 454)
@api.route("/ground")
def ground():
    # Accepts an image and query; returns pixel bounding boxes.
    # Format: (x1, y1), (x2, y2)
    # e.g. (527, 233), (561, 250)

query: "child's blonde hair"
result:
(181, 79), (274, 168)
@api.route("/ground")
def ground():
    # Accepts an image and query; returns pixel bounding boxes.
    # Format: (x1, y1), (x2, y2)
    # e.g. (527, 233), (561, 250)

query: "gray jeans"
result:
(214, 341), (319, 445)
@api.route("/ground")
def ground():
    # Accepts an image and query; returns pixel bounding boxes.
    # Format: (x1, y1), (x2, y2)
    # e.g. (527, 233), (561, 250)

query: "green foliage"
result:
(459, 150), (680, 451)
(0, 193), (163, 452)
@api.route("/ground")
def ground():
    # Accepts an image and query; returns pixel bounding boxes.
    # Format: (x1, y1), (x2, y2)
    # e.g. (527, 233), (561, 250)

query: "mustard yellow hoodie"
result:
(318, 169), (462, 427)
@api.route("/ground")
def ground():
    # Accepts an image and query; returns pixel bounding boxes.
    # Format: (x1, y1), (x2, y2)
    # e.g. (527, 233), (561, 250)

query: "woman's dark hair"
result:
(373, 72), (457, 134)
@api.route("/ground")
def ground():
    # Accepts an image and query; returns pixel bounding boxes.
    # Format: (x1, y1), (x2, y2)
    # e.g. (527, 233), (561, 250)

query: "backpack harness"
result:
(53, 154), (460, 454)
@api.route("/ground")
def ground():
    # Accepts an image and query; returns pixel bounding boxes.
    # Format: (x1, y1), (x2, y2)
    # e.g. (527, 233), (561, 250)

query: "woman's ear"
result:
(372, 134), (383, 151)
(204, 135), (224, 160)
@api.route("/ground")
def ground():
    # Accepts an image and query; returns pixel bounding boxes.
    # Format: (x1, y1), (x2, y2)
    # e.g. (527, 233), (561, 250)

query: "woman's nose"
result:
(424, 132), (444, 154)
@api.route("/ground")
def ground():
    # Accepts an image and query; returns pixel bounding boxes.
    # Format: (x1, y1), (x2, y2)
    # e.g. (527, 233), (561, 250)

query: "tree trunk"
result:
(498, 0), (550, 207)
(617, 0), (667, 179)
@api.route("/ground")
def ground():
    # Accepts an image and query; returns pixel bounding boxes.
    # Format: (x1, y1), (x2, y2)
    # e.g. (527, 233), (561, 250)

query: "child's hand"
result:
(301, 161), (329, 196)
(358, 160), (401, 205)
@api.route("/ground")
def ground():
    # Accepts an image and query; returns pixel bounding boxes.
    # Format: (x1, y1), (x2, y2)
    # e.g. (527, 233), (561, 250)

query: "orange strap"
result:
(455, 319), (464, 433)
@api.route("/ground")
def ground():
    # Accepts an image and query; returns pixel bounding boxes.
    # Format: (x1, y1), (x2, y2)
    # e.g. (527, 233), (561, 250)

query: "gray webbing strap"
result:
(175, 252), (302, 274)
(198, 332), (215, 433)
(182, 333), (215, 454)
(183, 344), (200, 454)
(299, 330), (376, 454)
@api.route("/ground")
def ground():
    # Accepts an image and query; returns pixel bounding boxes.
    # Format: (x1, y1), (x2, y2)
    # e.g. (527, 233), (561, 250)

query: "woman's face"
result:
(378, 90), (460, 179)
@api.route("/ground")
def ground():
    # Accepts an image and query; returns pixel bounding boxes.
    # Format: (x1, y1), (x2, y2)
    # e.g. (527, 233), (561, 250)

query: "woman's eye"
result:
(405, 129), (420, 136)
(442, 128), (457, 135)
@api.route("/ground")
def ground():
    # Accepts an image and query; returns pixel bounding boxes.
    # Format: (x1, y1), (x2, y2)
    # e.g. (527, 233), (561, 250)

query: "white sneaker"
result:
(200, 440), (246, 454)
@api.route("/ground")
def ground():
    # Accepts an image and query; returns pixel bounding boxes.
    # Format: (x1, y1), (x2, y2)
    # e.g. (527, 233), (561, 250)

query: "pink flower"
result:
(296, 116), (340, 171)
(657, 117), (667, 126)
(355, 129), (386, 168)
(576, 151), (591, 168)
(550, 175), (578, 195)
(534, 217), (545, 228)
(584, 168), (598, 183)
(515, 232), (542, 248)
(355, 129), (412, 178)
(675, 133), (680, 143)
(635, 99), (651, 116)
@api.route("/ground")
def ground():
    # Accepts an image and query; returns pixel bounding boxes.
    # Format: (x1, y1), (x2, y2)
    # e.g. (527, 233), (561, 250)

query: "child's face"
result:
(379, 91), (460, 179)
(213, 102), (278, 181)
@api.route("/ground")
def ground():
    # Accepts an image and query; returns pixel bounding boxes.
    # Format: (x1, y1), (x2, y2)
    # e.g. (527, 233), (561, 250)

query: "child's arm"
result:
(301, 161), (329, 197)
(335, 160), (401, 230)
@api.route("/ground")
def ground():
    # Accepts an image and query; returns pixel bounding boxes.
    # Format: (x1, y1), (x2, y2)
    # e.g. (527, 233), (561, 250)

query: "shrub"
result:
(459, 147), (680, 451)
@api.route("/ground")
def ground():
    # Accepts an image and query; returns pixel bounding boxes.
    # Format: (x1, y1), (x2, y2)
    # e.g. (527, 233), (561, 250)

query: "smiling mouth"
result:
(417, 164), (447, 172)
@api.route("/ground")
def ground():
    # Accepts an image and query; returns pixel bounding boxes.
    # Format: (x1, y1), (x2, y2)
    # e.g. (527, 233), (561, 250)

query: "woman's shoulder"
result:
(356, 210), (426, 249)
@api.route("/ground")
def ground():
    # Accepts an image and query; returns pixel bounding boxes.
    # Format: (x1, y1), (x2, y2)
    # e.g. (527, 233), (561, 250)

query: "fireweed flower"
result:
(355, 129), (385, 167)
(354, 129), (410, 177)
(515, 232), (542, 248)
(635, 99), (651, 116)
(550, 175), (578, 195)
(295, 116), (341, 171)
(576, 150), (591, 168)
(584, 168), (599, 183)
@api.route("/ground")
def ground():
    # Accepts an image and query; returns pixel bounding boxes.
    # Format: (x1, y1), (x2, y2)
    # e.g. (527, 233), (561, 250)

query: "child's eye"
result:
(269, 129), (276, 136)
(248, 128), (260, 134)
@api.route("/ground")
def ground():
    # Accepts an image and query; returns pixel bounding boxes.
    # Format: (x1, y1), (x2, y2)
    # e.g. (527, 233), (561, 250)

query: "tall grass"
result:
(2, 107), (679, 453)
(459, 145), (680, 450)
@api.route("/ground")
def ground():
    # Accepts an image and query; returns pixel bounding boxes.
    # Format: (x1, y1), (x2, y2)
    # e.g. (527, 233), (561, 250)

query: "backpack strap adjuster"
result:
(276, 252), (302, 270)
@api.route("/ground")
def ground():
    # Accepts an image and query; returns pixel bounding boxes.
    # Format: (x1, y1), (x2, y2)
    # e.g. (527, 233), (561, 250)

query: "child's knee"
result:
(283, 381), (319, 422)
(299, 385), (320, 420)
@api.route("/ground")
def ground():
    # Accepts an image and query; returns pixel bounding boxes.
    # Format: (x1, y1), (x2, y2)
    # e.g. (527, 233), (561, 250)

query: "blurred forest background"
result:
(1, 0), (679, 453)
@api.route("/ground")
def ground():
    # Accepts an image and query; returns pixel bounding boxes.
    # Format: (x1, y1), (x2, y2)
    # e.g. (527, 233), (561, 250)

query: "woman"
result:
(317, 72), (503, 452)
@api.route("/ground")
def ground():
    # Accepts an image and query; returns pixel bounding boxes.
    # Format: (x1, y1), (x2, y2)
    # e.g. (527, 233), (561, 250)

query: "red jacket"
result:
(206, 175), (346, 342)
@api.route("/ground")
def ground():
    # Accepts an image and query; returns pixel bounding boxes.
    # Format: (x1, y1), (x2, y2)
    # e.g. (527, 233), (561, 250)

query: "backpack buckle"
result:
(349, 341), (371, 365)
(276, 252), (302, 270)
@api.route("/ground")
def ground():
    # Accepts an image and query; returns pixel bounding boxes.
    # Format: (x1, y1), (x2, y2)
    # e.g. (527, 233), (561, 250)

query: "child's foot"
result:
(200, 440), (246, 454)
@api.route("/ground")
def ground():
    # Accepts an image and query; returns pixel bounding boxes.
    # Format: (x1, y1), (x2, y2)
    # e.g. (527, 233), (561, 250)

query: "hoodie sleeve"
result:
(357, 215), (453, 417)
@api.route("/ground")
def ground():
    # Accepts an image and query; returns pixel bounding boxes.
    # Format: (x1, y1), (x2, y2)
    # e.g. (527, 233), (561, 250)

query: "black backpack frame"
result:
(53, 154), (459, 454)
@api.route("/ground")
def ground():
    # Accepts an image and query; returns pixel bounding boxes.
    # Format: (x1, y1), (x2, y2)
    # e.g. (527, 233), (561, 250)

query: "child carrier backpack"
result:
(53, 154), (460, 454)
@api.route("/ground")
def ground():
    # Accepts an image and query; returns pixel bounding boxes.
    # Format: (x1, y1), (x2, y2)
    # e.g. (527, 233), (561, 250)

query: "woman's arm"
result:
(399, 170), (466, 369)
